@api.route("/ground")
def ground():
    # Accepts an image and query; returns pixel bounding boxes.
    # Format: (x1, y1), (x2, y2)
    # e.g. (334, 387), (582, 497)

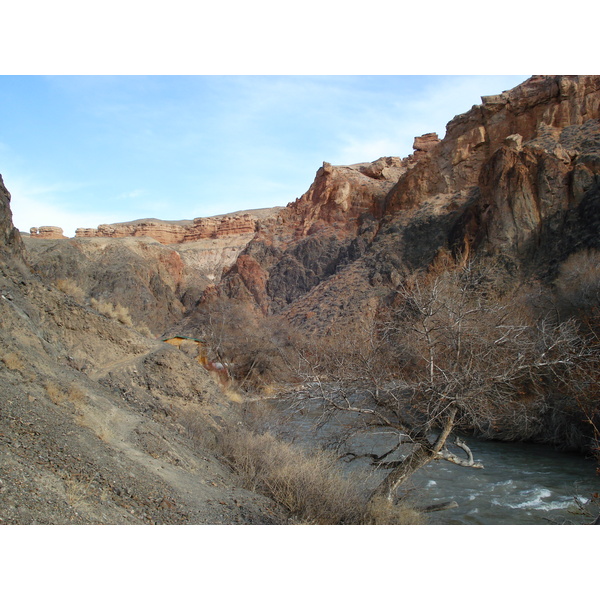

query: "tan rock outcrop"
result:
(29, 226), (68, 239)
(275, 157), (407, 240)
(413, 133), (440, 153)
(384, 75), (600, 214)
(74, 210), (276, 245)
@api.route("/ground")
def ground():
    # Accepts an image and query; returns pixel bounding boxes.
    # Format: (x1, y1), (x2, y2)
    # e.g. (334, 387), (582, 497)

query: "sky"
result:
(1, 2), (597, 590)
(0, 75), (529, 236)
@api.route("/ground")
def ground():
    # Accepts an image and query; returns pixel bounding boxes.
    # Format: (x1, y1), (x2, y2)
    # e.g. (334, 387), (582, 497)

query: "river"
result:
(262, 389), (599, 525)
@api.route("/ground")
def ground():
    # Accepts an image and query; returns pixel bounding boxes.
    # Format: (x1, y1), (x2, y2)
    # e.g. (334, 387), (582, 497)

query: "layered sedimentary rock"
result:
(206, 154), (432, 316)
(413, 132), (441, 153)
(279, 156), (409, 239)
(74, 209), (280, 245)
(1, 176), (284, 525)
(385, 75), (600, 214)
(204, 75), (600, 331)
(23, 236), (187, 335)
(21, 76), (600, 338)
(29, 226), (68, 239)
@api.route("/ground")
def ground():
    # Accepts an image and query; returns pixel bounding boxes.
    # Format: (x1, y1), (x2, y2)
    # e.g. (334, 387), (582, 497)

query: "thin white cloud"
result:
(2, 75), (532, 236)
(333, 136), (404, 165)
(331, 75), (528, 165)
(117, 189), (144, 200)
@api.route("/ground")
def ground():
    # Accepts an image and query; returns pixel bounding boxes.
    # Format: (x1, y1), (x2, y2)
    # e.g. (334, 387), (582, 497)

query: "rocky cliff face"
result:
(72, 208), (281, 245)
(24, 209), (284, 334)
(203, 76), (600, 332)
(19, 76), (600, 338)
(280, 157), (407, 239)
(384, 75), (600, 215)
(1, 175), (284, 524)
(24, 224), (269, 334)
(23, 236), (188, 335)
(0, 174), (25, 262)
(205, 153), (431, 317)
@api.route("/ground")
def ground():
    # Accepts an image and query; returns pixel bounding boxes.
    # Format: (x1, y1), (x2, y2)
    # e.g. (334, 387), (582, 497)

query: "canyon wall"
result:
(29, 226), (68, 240)
(201, 76), (600, 333)
(72, 210), (280, 244)
(0, 174), (25, 262)
(20, 76), (600, 338)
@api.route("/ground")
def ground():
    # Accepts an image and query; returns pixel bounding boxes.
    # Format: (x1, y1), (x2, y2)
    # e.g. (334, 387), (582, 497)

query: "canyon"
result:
(25, 76), (600, 331)
(4, 75), (600, 524)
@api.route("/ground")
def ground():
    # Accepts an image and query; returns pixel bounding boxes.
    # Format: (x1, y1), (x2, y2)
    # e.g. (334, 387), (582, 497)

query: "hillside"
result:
(1, 176), (285, 524)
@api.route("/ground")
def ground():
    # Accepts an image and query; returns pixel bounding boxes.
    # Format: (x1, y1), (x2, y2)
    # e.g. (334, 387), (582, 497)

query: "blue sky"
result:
(0, 75), (528, 236)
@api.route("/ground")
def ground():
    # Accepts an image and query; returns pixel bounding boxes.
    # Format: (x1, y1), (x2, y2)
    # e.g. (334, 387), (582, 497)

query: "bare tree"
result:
(293, 259), (595, 506)
(196, 297), (297, 391)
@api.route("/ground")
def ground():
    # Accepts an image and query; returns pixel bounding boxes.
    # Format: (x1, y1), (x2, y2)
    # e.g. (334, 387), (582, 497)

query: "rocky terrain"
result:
(1, 177), (286, 524)
(197, 75), (600, 335)
(23, 76), (600, 338)
(4, 75), (600, 524)
(23, 209), (283, 334)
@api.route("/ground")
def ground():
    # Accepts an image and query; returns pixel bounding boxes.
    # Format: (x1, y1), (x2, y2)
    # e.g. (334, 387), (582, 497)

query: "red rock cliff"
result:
(74, 213), (264, 244)
(384, 75), (600, 215)
(207, 75), (600, 325)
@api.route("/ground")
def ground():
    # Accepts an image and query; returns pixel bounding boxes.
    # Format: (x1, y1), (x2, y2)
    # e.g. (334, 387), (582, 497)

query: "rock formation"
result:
(74, 209), (281, 245)
(200, 75), (600, 332)
(1, 173), (284, 525)
(18, 76), (600, 337)
(5, 76), (600, 525)
(25, 209), (284, 333)
(29, 226), (68, 239)
(0, 174), (25, 262)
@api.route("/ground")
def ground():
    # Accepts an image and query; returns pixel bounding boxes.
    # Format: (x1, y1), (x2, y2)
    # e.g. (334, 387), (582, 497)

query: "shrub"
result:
(44, 381), (87, 408)
(90, 298), (134, 327)
(364, 496), (424, 525)
(65, 476), (95, 509)
(45, 381), (64, 405)
(112, 303), (134, 327)
(134, 324), (153, 337)
(55, 279), (86, 304)
(1, 352), (25, 372)
(213, 425), (422, 524)
(554, 249), (600, 318)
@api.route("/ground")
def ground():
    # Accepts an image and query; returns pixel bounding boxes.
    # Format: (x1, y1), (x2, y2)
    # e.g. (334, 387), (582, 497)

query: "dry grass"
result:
(55, 279), (86, 304)
(134, 324), (153, 337)
(214, 425), (422, 524)
(90, 298), (134, 327)
(89, 297), (153, 335)
(224, 389), (243, 404)
(1, 351), (26, 372)
(65, 476), (95, 509)
(75, 411), (113, 442)
(554, 249), (600, 319)
(44, 381), (87, 408)
(67, 383), (85, 403)
(364, 496), (425, 525)
(45, 381), (64, 405)
(1, 351), (35, 382)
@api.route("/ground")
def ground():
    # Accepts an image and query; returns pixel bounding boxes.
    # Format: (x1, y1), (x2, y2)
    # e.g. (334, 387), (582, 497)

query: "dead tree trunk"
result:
(369, 406), (458, 503)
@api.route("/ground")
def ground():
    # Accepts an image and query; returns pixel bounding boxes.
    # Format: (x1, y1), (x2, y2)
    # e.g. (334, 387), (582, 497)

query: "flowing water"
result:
(263, 391), (599, 525)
